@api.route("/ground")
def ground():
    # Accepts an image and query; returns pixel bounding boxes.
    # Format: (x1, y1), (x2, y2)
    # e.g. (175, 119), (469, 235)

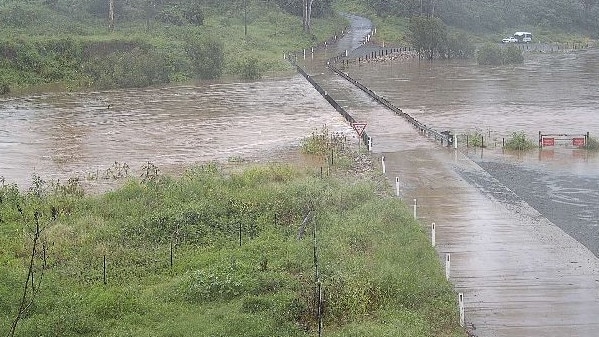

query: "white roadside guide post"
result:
(381, 156), (386, 174)
(413, 199), (417, 219)
(431, 222), (436, 247)
(459, 293), (465, 327)
(395, 177), (400, 197)
(368, 136), (372, 151)
(454, 133), (458, 149)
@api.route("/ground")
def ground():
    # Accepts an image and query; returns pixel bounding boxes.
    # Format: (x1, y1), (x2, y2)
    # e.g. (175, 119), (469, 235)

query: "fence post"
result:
(445, 253), (451, 280)
(587, 132), (590, 146)
(318, 280), (323, 337)
(103, 255), (107, 285)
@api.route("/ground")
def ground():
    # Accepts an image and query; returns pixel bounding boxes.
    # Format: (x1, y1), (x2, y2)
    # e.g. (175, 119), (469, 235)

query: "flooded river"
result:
(0, 75), (353, 189)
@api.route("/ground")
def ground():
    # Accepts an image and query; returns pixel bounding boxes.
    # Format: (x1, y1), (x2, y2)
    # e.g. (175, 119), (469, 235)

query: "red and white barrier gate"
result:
(539, 131), (590, 148)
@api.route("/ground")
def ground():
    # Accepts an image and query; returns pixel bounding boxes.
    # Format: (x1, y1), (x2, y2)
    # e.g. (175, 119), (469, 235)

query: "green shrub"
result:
(82, 47), (171, 89)
(0, 4), (38, 28)
(501, 45), (524, 64)
(235, 56), (265, 80)
(0, 82), (8, 94)
(301, 125), (348, 156)
(477, 44), (524, 65)
(466, 130), (485, 147)
(586, 136), (599, 151)
(185, 35), (224, 80)
(504, 131), (536, 151)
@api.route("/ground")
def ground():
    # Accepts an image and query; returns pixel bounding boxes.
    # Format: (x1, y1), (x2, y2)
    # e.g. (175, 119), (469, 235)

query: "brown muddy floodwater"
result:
(342, 47), (599, 256)
(0, 75), (354, 190)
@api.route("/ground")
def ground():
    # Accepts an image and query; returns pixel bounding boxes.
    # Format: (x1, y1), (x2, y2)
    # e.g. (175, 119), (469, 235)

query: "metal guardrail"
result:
(290, 56), (370, 146)
(288, 35), (455, 148)
(327, 57), (454, 147)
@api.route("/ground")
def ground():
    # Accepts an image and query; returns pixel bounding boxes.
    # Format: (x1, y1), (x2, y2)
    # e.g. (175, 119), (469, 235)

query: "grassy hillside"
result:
(0, 139), (465, 336)
(0, 0), (346, 94)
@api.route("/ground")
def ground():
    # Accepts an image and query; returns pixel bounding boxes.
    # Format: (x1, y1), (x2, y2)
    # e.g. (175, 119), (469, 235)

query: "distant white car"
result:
(502, 37), (518, 43)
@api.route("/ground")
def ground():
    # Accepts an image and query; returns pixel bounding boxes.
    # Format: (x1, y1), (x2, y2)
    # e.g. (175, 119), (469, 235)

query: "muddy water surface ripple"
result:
(346, 47), (599, 256)
(0, 76), (353, 188)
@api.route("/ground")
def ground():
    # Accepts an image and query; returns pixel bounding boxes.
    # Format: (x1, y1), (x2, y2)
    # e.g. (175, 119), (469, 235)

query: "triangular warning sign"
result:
(351, 122), (367, 137)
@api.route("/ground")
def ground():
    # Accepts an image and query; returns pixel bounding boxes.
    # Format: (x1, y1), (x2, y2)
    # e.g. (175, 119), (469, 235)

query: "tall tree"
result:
(303, 0), (314, 33)
(408, 15), (447, 60)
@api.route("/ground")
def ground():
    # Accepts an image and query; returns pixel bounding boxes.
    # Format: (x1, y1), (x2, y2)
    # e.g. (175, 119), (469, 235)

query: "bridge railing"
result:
(293, 63), (370, 146)
(327, 53), (454, 147)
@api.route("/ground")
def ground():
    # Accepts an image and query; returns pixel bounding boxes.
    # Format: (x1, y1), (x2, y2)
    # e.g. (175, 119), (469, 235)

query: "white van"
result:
(514, 32), (533, 43)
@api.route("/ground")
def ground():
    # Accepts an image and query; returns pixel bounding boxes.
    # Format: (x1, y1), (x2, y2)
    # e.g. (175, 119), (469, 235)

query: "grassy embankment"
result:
(0, 132), (464, 337)
(0, 1), (346, 94)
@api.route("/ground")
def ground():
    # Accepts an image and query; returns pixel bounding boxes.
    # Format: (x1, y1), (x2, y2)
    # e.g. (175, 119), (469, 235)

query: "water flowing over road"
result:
(299, 17), (599, 336)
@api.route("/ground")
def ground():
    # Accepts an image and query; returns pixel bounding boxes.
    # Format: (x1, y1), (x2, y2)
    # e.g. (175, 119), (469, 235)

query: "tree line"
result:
(366, 0), (598, 35)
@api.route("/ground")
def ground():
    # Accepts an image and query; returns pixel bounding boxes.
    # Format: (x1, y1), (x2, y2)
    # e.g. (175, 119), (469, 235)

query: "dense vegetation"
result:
(503, 131), (537, 151)
(360, 0), (599, 36)
(0, 0), (344, 93)
(0, 140), (464, 336)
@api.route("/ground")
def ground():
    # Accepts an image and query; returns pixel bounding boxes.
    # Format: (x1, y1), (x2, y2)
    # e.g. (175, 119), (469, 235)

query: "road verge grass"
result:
(1, 147), (464, 336)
